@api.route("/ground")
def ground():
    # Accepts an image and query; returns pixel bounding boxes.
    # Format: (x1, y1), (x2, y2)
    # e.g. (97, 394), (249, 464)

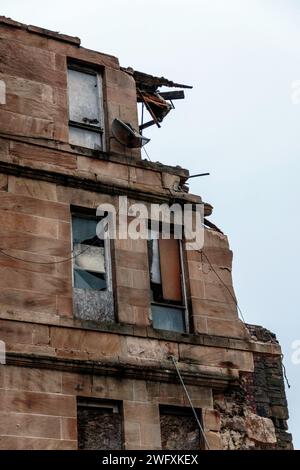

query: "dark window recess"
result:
(160, 406), (202, 450)
(77, 399), (122, 450)
(67, 65), (104, 150)
(148, 232), (187, 333)
(72, 215), (114, 323)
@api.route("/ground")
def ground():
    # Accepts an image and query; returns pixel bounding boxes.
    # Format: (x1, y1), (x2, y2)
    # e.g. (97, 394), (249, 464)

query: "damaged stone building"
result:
(0, 16), (293, 450)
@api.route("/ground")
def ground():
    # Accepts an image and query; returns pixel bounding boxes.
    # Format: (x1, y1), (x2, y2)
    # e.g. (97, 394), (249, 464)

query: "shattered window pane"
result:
(72, 215), (115, 323)
(73, 244), (105, 273)
(74, 270), (106, 290)
(72, 216), (107, 291)
(73, 216), (99, 244)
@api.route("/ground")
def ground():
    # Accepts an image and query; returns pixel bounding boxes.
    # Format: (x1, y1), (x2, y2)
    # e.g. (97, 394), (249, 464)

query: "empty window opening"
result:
(159, 405), (202, 450)
(77, 398), (122, 450)
(67, 63), (105, 150)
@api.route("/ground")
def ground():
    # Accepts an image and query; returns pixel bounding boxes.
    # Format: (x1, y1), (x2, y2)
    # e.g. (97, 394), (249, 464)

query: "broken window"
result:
(148, 229), (188, 333)
(77, 398), (122, 450)
(72, 214), (114, 323)
(67, 63), (104, 150)
(160, 405), (202, 450)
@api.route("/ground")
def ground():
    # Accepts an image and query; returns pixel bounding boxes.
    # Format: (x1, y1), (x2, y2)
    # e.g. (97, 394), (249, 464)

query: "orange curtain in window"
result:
(159, 238), (182, 302)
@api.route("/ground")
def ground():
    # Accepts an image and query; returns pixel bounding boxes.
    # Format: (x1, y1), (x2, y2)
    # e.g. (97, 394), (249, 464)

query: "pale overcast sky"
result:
(1, 0), (300, 448)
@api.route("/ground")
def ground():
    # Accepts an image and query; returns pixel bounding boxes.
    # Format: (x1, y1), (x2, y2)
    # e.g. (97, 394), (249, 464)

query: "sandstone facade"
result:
(0, 16), (292, 450)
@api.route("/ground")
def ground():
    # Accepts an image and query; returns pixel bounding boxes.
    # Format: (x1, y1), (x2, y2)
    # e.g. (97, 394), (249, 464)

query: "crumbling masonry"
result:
(0, 17), (292, 449)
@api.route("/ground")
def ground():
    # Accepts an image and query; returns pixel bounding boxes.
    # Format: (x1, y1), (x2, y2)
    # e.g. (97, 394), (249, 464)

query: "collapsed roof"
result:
(122, 67), (192, 130)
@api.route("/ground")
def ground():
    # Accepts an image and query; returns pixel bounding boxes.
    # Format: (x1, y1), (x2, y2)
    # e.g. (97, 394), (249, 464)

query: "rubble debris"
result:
(122, 67), (192, 130)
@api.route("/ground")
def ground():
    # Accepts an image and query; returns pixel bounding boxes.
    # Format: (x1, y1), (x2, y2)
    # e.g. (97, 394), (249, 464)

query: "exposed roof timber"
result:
(158, 90), (185, 100)
(122, 68), (192, 130)
(137, 90), (185, 103)
(121, 67), (193, 92)
(137, 89), (173, 128)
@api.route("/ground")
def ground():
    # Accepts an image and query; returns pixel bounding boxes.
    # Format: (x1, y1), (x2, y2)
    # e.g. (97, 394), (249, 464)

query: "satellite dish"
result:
(112, 118), (150, 148)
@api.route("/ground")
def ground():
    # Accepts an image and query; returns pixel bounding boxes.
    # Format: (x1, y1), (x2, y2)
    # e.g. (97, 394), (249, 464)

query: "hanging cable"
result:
(170, 355), (210, 450)
(199, 249), (246, 323)
(0, 205), (121, 267)
(141, 102), (144, 134)
(199, 248), (291, 389)
(142, 145), (152, 162)
(281, 354), (291, 389)
(0, 236), (101, 266)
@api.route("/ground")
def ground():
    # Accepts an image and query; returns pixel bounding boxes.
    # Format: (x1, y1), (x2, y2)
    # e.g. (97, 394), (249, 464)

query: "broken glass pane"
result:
(73, 244), (105, 273)
(74, 270), (106, 290)
(73, 216), (103, 246)
(72, 216), (107, 290)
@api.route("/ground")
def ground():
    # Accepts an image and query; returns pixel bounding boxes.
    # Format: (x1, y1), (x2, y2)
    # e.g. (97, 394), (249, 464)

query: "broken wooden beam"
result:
(158, 90), (185, 100)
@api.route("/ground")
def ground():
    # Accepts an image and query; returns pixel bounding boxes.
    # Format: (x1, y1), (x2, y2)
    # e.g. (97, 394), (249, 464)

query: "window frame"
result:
(71, 210), (113, 293)
(148, 226), (190, 334)
(67, 60), (106, 151)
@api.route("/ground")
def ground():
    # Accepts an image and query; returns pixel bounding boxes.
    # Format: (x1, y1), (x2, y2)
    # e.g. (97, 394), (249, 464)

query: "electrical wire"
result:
(0, 205), (121, 266)
(170, 355), (210, 450)
(281, 355), (291, 389)
(0, 200), (291, 389)
(0, 236), (101, 266)
(0, 131), (62, 144)
(142, 145), (152, 162)
(199, 249), (246, 323)
(199, 248), (291, 389)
